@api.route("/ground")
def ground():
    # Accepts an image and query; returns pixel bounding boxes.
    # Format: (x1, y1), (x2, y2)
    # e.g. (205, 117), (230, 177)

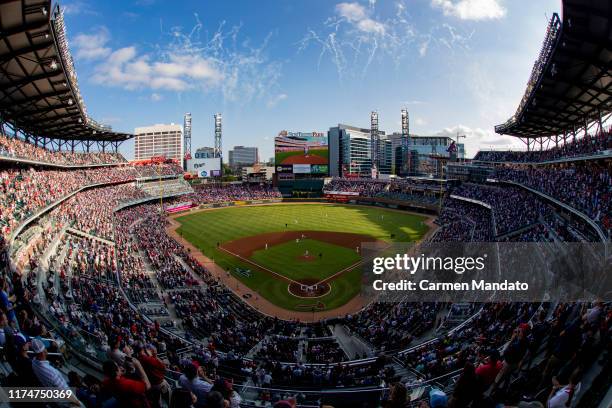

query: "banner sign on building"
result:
(186, 157), (222, 178)
(276, 165), (293, 173)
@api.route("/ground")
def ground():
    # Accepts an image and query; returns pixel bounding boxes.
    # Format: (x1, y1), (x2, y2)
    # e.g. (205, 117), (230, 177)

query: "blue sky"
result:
(61, 0), (561, 159)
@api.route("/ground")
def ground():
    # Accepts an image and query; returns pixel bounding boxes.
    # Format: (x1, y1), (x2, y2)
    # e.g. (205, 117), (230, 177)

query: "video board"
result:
(274, 131), (328, 175)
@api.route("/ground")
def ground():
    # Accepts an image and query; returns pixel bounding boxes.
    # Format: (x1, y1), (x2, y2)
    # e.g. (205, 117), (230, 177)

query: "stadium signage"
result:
(324, 191), (359, 196)
(276, 165), (293, 173)
(186, 157), (222, 178)
(293, 164), (311, 174)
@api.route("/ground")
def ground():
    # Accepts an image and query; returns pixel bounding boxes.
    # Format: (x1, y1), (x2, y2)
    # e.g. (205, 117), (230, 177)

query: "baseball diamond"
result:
(172, 203), (430, 313)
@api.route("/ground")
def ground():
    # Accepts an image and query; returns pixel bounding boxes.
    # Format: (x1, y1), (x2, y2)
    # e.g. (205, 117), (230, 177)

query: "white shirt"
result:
(548, 383), (580, 408)
(32, 359), (69, 389)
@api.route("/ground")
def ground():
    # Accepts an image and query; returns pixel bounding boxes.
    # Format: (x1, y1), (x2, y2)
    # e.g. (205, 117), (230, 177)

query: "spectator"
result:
(475, 349), (502, 388)
(170, 388), (196, 408)
(101, 359), (151, 408)
(383, 382), (410, 408)
(179, 363), (213, 408)
(31, 339), (81, 406)
(138, 344), (169, 406)
(547, 370), (582, 408)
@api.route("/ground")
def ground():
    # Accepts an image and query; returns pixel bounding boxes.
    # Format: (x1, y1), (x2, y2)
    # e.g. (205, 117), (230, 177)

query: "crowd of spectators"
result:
(495, 164), (611, 236)
(451, 183), (551, 236)
(474, 128), (611, 163)
(304, 339), (346, 364)
(0, 150), (608, 407)
(431, 198), (494, 242)
(345, 302), (441, 352)
(0, 163), (183, 241)
(324, 178), (443, 207)
(256, 336), (300, 363)
(187, 183), (282, 203)
(444, 302), (609, 407)
(0, 134), (126, 165)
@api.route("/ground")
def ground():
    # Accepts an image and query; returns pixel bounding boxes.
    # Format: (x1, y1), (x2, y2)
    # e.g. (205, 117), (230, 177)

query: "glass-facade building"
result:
(228, 146), (259, 167)
(328, 124), (391, 177)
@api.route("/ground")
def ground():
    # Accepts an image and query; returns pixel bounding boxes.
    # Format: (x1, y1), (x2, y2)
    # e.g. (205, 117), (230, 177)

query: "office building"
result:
(388, 133), (466, 176)
(328, 124), (389, 177)
(134, 124), (183, 161)
(229, 146), (259, 167)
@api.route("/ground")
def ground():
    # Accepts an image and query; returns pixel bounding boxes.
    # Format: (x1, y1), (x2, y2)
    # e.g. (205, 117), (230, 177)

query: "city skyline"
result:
(61, 0), (560, 159)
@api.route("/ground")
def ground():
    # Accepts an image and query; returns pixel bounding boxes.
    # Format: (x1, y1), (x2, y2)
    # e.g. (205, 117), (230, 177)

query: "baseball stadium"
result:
(0, 1), (610, 408)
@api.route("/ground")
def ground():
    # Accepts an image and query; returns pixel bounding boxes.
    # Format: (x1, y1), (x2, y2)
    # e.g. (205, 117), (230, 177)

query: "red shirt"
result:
(475, 360), (502, 386)
(102, 377), (150, 408)
(139, 355), (166, 385)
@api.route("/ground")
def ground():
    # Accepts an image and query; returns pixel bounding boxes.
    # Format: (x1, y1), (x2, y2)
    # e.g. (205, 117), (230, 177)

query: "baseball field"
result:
(174, 204), (429, 312)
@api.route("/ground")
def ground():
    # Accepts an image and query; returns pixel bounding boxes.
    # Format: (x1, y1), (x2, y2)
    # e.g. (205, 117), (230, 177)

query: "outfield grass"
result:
(175, 204), (429, 311)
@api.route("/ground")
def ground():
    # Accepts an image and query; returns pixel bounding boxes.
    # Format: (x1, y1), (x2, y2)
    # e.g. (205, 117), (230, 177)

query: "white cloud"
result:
(299, 0), (474, 78)
(336, 2), (385, 34)
(357, 19), (385, 34)
(431, 0), (506, 21)
(436, 124), (522, 157)
(336, 2), (367, 21)
(74, 17), (283, 103)
(150, 93), (162, 102)
(414, 117), (427, 126)
(62, 1), (98, 16)
(267, 93), (288, 108)
(72, 27), (111, 60)
(90, 44), (223, 92)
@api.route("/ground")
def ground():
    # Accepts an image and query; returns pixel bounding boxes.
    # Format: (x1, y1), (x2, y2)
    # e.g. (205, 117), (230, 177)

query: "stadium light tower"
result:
(183, 113), (192, 170)
(401, 109), (409, 148)
(214, 113), (222, 159)
(452, 132), (466, 162)
(370, 111), (379, 178)
(401, 108), (410, 175)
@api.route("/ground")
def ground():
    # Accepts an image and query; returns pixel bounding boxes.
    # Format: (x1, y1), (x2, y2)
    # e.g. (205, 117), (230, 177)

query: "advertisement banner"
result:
(293, 164), (311, 174)
(187, 157), (222, 178)
(276, 165), (293, 173)
(310, 164), (328, 174)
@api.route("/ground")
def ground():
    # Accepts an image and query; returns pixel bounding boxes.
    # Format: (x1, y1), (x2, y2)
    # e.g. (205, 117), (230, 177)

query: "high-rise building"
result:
(134, 124), (183, 161)
(328, 124), (389, 177)
(228, 146), (259, 167)
(390, 133), (465, 176)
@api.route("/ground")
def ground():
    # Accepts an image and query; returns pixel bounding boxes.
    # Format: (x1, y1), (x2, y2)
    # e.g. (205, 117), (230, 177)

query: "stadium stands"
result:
(474, 128), (612, 163)
(0, 0), (610, 406)
(0, 135), (126, 166)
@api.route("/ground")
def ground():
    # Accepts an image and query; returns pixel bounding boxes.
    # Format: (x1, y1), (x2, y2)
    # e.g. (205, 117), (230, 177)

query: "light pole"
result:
(455, 132), (466, 162)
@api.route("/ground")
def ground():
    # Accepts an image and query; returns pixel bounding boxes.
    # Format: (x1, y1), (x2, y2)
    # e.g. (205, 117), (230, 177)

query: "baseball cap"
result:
(429, 388), (448, 408)
(31, 338), (46, 354)
(14, 333), (28, 349)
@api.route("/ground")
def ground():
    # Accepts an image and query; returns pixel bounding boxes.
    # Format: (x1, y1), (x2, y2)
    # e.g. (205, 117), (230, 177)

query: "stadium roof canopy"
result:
(0, 0), (132, 148)
(495, 0), (612, 141)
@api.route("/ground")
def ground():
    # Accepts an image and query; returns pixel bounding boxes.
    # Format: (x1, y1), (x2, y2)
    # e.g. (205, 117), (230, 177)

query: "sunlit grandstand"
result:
(0, 0), (610, 408)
